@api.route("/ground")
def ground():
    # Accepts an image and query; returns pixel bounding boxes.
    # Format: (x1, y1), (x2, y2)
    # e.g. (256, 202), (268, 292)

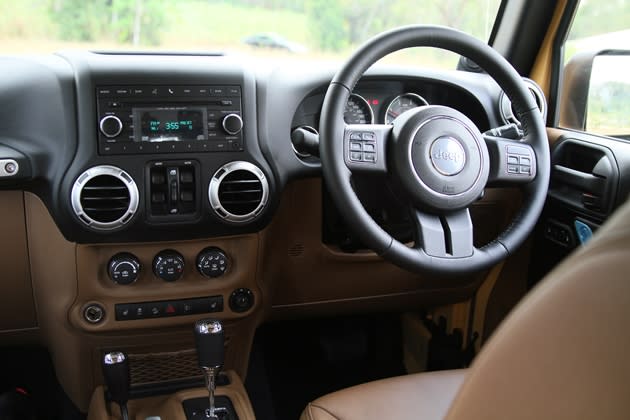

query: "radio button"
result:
(226, 86), (241, 96)
(211, 87), (225, 96)
(99, 115), (123, 138)
(222, 113), (243, 135)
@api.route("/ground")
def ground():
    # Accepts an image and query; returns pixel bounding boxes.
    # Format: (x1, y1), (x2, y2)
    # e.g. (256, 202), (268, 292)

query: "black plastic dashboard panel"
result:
(0, 53), (514, 244)
(0, 53), (277, 243)
(257, 63), (506, 185)
(0, 56), (77, 193)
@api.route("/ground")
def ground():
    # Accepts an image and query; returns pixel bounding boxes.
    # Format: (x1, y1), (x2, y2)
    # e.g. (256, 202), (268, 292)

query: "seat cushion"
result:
(300, 369), (466, 420)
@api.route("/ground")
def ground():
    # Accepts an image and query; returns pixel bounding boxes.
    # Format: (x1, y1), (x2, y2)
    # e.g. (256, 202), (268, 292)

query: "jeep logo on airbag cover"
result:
(429, 136), (466, 176)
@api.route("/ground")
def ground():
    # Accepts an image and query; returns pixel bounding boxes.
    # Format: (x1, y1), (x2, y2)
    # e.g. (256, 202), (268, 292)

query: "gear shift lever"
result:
(194, 319), (225, 419)
(102, 351), (130, 420)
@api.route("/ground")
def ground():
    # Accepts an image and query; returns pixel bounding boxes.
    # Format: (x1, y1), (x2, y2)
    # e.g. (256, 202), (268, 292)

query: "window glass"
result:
(560, 0), (630, 137)
(0, 0), (501, 69)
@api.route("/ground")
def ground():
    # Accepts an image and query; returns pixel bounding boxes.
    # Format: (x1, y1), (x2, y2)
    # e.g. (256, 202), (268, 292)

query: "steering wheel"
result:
(319, 25), (550, 275)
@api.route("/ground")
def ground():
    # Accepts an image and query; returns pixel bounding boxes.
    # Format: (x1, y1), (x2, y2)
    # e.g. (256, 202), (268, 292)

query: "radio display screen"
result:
(134, 107), (207, 142)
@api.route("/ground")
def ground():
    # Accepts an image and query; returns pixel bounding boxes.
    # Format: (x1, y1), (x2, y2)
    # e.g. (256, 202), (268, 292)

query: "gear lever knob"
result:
(194, 319), (225, 418)
(194, 319), (225, 369)
(102, 351), (130, 420)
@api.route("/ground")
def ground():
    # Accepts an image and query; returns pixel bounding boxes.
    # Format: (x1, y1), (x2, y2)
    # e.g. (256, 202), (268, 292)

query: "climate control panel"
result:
(106, 247), (231, 284)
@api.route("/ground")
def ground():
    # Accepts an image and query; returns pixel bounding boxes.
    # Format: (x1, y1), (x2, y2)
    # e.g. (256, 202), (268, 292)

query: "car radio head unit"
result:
(96, 85), (244, 155)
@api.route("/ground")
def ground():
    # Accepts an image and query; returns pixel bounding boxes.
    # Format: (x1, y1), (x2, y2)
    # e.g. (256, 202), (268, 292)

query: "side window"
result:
(558, 1), (630, 139)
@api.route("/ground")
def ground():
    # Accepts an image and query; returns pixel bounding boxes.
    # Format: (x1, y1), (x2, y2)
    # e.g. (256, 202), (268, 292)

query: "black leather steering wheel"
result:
(319, 25), (550, 275)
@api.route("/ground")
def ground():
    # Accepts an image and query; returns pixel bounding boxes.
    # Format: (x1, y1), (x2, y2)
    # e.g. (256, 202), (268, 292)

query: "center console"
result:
(20, 53), (271, 414)
(87, 319), (255, 420)
(45, 51), (276, 245)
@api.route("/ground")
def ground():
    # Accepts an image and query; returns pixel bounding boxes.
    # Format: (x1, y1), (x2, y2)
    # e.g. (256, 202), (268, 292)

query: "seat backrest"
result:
(446, 199), (630, 419)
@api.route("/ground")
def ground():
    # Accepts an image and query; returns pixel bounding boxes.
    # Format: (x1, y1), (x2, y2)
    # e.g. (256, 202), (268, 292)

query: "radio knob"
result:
(99, 115), (123, 138)
(222, 114), (243, 135)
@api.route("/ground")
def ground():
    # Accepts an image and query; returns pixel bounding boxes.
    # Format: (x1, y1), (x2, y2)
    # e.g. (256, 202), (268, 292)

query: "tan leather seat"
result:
(301, 198), (630, 420)
(301, 370), (466, 420)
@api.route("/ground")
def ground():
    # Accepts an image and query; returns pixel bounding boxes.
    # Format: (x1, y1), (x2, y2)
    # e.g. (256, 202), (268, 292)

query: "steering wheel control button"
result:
(350, 151), (362, 161)
(429, 136), (466, 176)
(197, 247), (230, 278)
(229, 288), (254, 313)
(108, 253), (141, 285)
(153, 250), (185, 282)
(504, 145), (535, 178)
(114, 296), (223, 321)
(346, 131), (378, 163)
(84, 304), (105, 324)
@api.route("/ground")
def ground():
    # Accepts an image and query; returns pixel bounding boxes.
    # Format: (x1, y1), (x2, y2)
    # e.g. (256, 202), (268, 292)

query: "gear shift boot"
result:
(182, 395), (239, 420)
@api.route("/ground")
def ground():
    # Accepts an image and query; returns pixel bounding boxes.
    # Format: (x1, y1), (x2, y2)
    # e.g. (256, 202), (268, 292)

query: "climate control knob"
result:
(222, 114), (243, 135)
(108, 253), (141, 285)
(153, 250), (184, 282)
(196, 247), (229, 278)
(99, 115), (123, 138)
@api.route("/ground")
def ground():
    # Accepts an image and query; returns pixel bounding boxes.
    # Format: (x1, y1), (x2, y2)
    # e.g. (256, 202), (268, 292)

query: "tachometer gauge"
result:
(344, 94), (374, 124)
(385, 93), (429, 124)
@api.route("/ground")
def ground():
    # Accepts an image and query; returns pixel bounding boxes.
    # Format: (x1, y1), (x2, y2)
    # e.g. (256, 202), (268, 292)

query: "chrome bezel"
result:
(71, 165), (139, 231)
(345, 93), (375, 125)
(99, 115), (123, 138)
(292, 125), (318, 158)
(385, 92), (429, 124)
(499, 78), (547, 125)
(208, 161), (269, 224)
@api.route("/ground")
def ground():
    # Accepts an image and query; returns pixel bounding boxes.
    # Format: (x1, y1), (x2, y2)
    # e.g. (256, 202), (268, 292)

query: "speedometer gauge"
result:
(385, 93), (429, 124)
(344, 94), (374, 124)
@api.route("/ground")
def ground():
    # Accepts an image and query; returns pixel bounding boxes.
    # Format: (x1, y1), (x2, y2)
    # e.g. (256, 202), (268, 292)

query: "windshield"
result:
(1, 0), (502, 69)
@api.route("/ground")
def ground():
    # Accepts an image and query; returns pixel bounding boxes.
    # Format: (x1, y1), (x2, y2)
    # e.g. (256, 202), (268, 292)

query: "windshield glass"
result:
(1, 0), (502, 69)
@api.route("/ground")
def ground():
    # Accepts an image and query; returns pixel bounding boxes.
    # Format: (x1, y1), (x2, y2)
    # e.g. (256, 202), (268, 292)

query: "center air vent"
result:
(208, 161), (269, 224)
(499, 78), (547, 125)
(71, 165), (139, 230)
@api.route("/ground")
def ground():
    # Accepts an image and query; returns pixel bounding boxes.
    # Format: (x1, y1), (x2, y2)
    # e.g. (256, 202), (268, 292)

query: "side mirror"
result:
(559, 50), (630, 138)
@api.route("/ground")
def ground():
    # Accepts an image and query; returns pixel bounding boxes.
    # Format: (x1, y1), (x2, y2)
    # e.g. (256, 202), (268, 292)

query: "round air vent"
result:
(71, 165), (139, 231)
(499, 78), (547, 126)
(209, 161), (269, 224)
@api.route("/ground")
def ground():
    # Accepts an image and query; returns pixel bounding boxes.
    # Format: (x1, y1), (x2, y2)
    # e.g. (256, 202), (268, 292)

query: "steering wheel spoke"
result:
(484, 134), (537, 186)
(344, 124), (391, 174)
(410, 207), (474, 258)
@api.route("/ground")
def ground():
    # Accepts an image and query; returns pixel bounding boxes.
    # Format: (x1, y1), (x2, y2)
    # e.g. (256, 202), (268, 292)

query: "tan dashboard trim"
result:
(0, 191), (37, 333)
(530, 0), (569, 97)
(263, 178), (521, 317)
(24, 193), (263, 411)
(69, 234), (261, 333)
(87, 370), (255, 420)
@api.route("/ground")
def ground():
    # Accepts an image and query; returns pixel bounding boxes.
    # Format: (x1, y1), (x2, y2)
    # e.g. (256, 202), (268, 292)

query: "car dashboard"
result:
(0, 51), (534, 411)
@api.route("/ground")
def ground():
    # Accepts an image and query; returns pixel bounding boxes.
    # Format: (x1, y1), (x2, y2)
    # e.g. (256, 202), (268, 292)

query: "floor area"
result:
(245, 314), (407, 420)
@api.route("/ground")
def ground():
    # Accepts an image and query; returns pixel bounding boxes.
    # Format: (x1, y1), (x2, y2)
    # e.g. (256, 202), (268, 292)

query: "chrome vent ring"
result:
(499, 78), (547, 125)
(209, 161), (269, 224)
(71, 165), (139, 231)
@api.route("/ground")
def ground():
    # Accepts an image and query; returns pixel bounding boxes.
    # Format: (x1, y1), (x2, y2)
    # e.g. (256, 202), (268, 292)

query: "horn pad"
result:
(390, 106), (489, 211)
